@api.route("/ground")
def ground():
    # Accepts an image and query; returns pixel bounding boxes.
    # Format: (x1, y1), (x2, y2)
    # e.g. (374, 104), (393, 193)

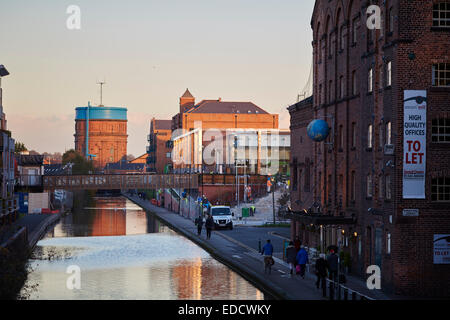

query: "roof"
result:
(17, 154), (44, 166)
(105, 161), (145, 171)
(44, 164), (70, 175)
(181, 88), (194, 98)
(187, 100), (269, 115)
(153, 119), (172, 130)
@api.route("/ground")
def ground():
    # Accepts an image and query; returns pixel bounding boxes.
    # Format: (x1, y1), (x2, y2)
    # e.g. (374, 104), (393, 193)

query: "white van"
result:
(210, 206), (234, 230)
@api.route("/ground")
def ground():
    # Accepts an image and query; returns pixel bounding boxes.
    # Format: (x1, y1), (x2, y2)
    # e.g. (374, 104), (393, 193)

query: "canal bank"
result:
(0, 213), (61, 299)
(124, 193), (326, 300)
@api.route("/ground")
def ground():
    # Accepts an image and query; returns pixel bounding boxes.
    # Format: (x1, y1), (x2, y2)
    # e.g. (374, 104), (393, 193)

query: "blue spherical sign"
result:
(307, 119), (330, 142)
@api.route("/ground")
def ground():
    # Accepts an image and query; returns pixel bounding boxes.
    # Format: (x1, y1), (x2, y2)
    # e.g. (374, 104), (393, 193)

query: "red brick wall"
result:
(299, 0), (450, 297)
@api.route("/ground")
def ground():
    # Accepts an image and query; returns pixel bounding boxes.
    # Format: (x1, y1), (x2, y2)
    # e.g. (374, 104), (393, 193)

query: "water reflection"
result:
(23, 197), (264, 300)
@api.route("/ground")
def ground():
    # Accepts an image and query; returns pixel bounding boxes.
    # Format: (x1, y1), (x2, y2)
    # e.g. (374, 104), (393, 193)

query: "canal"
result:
(21, 196), (265, 300)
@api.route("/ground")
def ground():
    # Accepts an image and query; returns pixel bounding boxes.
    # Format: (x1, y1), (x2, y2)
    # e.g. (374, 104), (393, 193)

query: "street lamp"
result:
(0, 65), (10, 89)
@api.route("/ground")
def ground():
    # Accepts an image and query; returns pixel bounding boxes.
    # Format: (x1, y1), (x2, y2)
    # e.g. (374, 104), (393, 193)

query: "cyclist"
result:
(261, 239), (274, 274)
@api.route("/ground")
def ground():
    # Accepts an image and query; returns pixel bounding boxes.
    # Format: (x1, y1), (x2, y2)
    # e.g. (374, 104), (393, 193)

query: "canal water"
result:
(21, 196), (264, 300)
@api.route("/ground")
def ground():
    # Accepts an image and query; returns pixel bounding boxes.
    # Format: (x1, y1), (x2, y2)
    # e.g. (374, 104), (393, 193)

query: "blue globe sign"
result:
(307, 119), (330, 142)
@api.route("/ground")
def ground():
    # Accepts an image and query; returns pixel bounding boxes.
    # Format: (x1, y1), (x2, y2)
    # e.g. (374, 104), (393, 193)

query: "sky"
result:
(0, 0), (315, 157)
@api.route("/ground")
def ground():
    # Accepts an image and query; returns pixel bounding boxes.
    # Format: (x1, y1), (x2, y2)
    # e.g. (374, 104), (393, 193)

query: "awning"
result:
(284, 211), (356, 225)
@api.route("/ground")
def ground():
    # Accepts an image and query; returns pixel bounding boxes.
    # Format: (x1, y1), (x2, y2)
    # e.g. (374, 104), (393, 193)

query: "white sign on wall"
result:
(403, 90), (427, 199)
(402, 209), (419, 217)
(434, 235), (450, 264)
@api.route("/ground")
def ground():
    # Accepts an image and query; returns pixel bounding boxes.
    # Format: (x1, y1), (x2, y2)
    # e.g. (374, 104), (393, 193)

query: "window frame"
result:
(432, 118), (450, 143)
(432, 63), (450, 87)
(431, 177), (450, 202)
(433, 2), (450, 28)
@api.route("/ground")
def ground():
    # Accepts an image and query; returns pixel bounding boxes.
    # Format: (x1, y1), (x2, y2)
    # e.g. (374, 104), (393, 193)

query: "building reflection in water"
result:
(52, 197), (166, 238)
(171, 258), (263, 300)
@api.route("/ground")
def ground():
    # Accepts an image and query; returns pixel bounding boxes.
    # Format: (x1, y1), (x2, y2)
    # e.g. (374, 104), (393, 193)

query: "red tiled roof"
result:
(187, 101), (269, 114)
(154, 119), (172, 130)
(181, 88), (194, 98)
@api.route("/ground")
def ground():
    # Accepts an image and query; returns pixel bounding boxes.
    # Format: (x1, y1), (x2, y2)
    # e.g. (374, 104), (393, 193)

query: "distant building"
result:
(0, 75), (17, 222)
(171, 89), (289, 176)
(104, 157), (145, 175)
(146, 118), (172, 174)
(129, 154), (148, 164)
(74, 103), (128, 168)
(16, 154), (44, 190)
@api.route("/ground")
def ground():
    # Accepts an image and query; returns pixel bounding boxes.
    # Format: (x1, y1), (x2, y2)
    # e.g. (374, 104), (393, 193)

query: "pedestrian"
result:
(195, 215), (204, 236)
(205, 214), (214, 240)
(285, 241), (297, 275)
(315, 253), (328, 297)
(261, 239), (274, 274)
(294, 237), (301, 253)
(327, 249), (339, 282)
(296, 245), (309, 279)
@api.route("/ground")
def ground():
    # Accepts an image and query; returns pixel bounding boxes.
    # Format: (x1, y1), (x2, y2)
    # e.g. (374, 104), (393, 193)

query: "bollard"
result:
(344, 288), (348, 300)
(352, 291), (357, 300)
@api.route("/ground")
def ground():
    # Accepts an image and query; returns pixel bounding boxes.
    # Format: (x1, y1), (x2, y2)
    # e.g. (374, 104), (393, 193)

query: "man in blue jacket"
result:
(296, 245), (309, 279)
(261, 240), (274, 274)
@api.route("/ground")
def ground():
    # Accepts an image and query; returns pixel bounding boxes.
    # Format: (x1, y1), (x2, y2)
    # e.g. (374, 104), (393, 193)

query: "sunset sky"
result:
(0, 0), (314, 156)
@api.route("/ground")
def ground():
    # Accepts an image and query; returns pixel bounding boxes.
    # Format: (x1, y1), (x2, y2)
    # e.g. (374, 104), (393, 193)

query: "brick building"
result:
(289, 0), (450, 297)
(171, 89), (287, 175)
(74, 104), (128, 168)
(146, 118), (172, 174)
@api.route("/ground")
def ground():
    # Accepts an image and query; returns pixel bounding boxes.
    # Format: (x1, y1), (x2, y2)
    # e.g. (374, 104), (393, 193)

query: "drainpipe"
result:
(85, 102), (90, 159)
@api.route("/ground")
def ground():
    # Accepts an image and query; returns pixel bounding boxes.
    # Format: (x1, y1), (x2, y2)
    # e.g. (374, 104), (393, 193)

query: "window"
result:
(340, 25), (345, 51)
(352, 18), (358, 44)
(339, 76), (345, 99)
(386, 122), (392, 145)
(166, 152), (172, 158)
(387, 233), (391, 255)
(351, 123), (357, 148)
(329, 80), (333, 103)
(367, 174), (373, 198)
(298, 169), (303, 201)
(292, 158), (298, 191)
(319, 84), (322, 105)
(432, 63), (450, 87)
(352, 70), (357, 95)
(379, 175), (384, 199)
(305, 158), (311, 192)
(339, 125), (344, 150)
(432, 118), (450, 142)
(432, 177), (450, 202)
(388, 7), (395, 33)
(387, 61), (392, 86)
(368, 124), (373, 149)
(351, 171), (356, 201)
(368, 68), (373, 93)
(379, 124), (384, 147)
(433, 2), (450, 28)
(385, 175), (392, 200)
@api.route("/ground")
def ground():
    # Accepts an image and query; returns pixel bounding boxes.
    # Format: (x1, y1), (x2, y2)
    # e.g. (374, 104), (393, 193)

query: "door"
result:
(375, 228), (383, 268)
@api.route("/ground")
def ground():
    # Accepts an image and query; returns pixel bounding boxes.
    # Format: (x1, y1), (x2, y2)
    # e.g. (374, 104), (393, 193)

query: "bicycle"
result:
(263, 256), (274, 274)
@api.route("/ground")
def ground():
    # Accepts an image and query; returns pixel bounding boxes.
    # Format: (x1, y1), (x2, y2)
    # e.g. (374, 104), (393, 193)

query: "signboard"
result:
(402, 209), (419, 217)
(403, 90), (427, 199)
(434, 235), (450, 264)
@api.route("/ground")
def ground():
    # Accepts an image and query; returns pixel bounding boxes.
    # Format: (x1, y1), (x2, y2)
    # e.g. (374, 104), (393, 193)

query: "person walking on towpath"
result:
(286, 241), (297, 275)
(205, 214), (214, 240)
(195, 215), (204, 236)
(296, 245), (309, 279)
(315, 253), (329, 297)
(261, 239), (274, 274)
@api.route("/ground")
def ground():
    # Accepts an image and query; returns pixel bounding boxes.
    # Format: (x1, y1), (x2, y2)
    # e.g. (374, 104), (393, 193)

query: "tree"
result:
(62, 149), (94, 174)
(14, 142), (27, 154)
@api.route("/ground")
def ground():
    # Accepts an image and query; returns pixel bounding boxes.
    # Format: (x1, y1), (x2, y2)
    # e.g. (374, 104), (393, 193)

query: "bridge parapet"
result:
(43, 174), (199, 190)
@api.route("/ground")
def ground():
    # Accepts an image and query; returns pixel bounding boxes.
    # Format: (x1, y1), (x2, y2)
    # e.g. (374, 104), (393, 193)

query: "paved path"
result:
(125, 193), (336, 300)
(1, 214), (60, 249)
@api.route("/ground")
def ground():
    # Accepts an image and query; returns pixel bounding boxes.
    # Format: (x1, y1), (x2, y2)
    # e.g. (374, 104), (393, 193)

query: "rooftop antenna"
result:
(97, 79), (106, 106)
